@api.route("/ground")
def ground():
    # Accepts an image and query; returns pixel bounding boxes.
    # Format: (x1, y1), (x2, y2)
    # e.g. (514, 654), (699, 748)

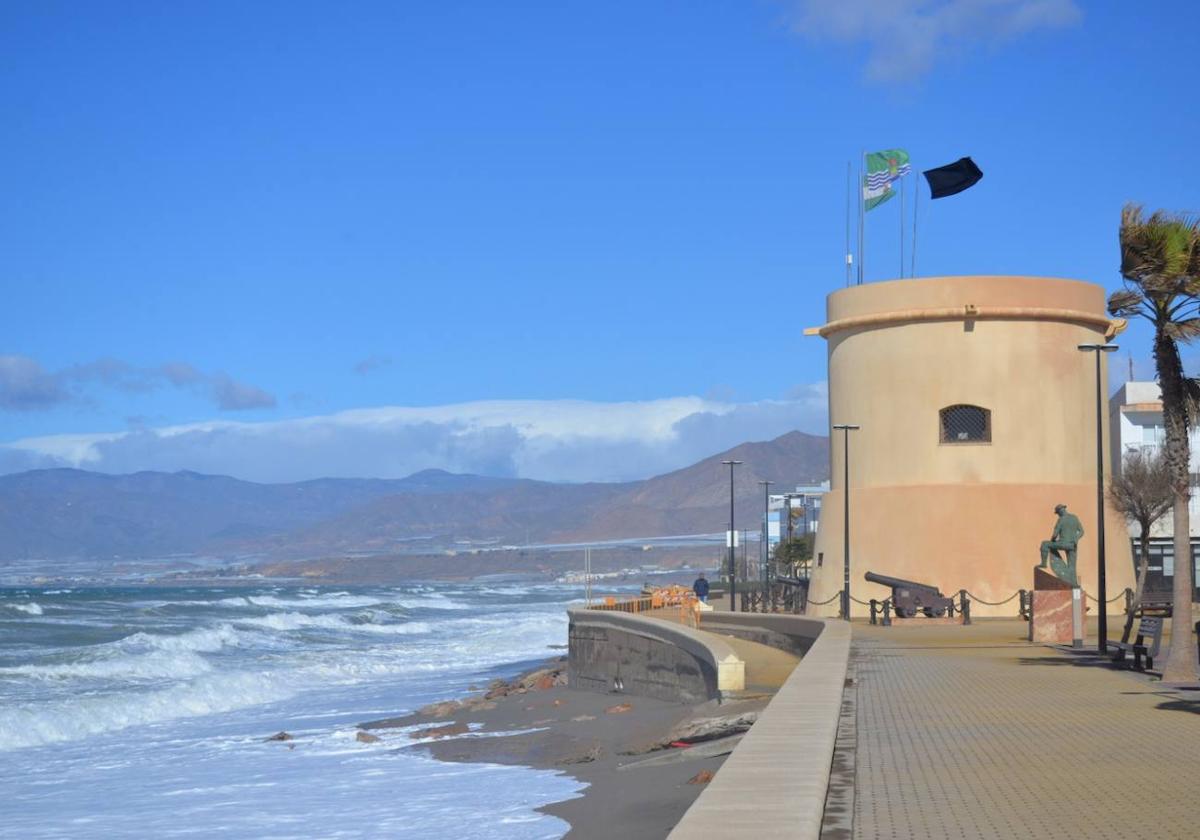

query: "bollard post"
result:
(960, 590), (971, 625)
(882, 598), (892, 627)
(869, 599), (878, 625)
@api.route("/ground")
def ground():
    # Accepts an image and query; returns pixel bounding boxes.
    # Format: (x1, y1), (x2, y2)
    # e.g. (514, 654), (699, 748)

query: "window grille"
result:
(940, 405), (991, 444)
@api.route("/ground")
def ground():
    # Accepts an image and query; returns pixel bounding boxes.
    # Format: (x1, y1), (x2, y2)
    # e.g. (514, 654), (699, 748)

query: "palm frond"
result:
(1107, 289), (1145, 317)
(1184, 377), (1200, 426)
(1164, 318), (1200, 341)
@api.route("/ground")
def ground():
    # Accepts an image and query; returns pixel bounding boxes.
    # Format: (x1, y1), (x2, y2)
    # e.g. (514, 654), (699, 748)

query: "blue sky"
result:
(1, 1), (1197, 482)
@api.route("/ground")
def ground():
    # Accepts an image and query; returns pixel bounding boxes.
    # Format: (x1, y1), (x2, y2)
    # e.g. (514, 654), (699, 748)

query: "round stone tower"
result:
(805, 275), (1134, 618)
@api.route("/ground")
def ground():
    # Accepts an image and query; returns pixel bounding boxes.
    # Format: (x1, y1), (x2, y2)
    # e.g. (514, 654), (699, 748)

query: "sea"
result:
(0, 581), (609, 839)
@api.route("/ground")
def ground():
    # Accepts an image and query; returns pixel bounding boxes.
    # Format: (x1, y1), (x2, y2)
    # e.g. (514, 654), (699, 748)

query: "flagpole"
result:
(900, 175), (905, 279)
(857, 150), (865, 285)
(911, 176), (920, 278)
(845, 161), (852, 287)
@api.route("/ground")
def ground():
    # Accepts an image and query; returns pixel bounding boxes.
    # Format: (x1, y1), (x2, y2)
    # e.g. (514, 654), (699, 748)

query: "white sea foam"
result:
(0, 668), (295, 751)
(0, 650), (213, 682)
(2, 602), (44, 615)
(120, 623), (243, 653)
(235, 611), (431, 636)
(245, 593), (385, 609)
(391, 594), (472, 611)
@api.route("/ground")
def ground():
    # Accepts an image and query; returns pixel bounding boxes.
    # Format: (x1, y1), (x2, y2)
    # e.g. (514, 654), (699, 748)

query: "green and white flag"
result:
(863, 149), (911, 211)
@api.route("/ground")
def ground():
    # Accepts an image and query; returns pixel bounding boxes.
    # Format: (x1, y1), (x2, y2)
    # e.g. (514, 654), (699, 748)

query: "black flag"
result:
(922, 157), (983, 199)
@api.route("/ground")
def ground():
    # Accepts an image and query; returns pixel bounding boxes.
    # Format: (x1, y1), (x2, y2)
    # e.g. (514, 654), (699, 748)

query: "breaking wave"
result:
(0, 668), (294, 751)
(120, 623), (243, 653)
(0, 650), (213, 682)
(1, 602), (44, 616)
(235, 612), (431, 635)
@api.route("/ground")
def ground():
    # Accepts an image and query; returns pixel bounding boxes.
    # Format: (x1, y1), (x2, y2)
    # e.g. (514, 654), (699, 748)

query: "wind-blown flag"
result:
(922, 157), (983, 199)
(863, 149), (911, 211)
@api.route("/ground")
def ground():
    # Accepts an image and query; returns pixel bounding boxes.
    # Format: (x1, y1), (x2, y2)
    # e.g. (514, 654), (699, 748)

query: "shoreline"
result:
(360, 658), (769, 839)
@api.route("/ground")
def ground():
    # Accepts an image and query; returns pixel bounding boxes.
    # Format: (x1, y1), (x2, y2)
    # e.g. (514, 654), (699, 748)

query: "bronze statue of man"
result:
(1039, 503), (1084, 586)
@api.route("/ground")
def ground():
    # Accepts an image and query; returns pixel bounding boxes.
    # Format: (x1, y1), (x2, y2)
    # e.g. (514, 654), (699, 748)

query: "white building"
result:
(765, 482), (828, 554)
(1109, 380), (1200, 595)
(1109, 380), (1200, 535)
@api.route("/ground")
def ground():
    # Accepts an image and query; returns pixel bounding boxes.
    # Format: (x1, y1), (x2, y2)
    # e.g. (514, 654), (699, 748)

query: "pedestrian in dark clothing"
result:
(692, 573), (709, 603)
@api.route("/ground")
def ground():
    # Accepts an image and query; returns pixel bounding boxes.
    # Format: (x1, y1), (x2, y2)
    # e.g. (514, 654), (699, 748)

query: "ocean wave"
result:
(120, 623), (243, 653)
(0, 668), (294, 751)
(1, 602), (44, 616)
(235, 612), (431, 636)
(0, 650), (213, 682)
(390, 594), (471, 611)
(244, 594), (385, 609)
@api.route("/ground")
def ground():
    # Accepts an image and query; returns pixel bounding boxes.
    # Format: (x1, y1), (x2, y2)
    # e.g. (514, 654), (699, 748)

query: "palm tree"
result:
(1108, 447), (1172, 644)
(1108, 203), (1200, 683)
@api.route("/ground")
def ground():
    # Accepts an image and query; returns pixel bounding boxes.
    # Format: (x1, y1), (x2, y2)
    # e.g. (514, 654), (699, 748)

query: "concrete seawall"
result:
(695, 612), (820, 658)
(567, 609), (746, 704)
(669, 617), (850, 839)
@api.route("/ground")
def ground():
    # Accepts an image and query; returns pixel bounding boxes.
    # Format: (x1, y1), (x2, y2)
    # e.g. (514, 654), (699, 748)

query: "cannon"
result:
(864, 571), (954, 618)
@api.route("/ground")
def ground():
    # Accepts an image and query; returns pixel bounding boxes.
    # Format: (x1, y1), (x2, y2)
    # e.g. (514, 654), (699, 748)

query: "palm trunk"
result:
(1154, 330), (1198, 682)
(1122, 529), (1152, 646)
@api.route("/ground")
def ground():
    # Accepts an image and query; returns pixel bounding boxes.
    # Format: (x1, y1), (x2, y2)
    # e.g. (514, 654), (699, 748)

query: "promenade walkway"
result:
(849, 620), (1200, 839)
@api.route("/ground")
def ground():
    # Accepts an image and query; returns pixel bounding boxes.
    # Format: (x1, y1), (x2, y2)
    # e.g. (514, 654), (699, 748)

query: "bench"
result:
(1133, 599), (1172, 618)
(1111, 617), (1163, 671)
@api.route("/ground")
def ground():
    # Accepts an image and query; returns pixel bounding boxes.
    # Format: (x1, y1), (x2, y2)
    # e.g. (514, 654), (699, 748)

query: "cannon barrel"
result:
(864, 571), (944, 596)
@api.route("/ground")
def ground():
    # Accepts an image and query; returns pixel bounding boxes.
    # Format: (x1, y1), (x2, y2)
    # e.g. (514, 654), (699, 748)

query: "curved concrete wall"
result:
(668, 617), (850, 839)
(808, 276), (1134, 616)
(694, 612), (820, 657)
(567, 609), (745, 704)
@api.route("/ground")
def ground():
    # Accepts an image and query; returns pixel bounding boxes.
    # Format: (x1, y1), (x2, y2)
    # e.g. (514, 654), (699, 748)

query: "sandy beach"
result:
(361, 658), (770, 839)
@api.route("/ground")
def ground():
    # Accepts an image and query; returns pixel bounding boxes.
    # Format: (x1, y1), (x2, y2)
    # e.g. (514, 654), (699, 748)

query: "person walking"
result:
(692, 572), (710, 604)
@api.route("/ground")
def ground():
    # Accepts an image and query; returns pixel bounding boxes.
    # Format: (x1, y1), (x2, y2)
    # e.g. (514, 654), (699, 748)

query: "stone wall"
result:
(567, 609), (748, 704)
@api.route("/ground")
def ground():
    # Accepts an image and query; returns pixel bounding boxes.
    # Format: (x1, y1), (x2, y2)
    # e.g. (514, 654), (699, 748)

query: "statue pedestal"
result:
(1030, 567), (1086, 645)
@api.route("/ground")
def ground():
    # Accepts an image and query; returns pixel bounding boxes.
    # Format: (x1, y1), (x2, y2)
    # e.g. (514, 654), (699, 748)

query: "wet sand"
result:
(361, 661), (770, 839)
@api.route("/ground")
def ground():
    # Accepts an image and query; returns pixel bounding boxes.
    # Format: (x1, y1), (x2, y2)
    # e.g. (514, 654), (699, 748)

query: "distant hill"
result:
(562, 430), (829, 540)
(0, 431), (829, 568)
(0, 468), (524, 562)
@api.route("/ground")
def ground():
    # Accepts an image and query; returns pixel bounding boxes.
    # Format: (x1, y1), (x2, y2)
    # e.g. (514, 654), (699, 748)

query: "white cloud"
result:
(0, 388), (830, 483)
(789, 0), (1082, 82)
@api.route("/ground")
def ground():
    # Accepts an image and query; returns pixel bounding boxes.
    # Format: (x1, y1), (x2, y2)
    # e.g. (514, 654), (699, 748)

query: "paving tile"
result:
(852, 620), (1200, 839)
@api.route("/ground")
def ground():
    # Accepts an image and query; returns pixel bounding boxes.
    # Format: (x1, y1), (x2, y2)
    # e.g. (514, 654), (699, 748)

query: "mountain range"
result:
(0, 430), (829, 570)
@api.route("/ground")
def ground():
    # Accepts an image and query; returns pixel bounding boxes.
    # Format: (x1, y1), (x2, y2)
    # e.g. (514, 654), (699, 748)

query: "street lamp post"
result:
(759, 480), (773, 609)
(833, 424), (860, 621)
(722, 460), (743, 611)
(1078, 343), (1119, 653)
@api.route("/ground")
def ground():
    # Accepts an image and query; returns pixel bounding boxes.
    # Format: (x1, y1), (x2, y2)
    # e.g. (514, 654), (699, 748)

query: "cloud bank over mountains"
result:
(0, 386), (829, 484)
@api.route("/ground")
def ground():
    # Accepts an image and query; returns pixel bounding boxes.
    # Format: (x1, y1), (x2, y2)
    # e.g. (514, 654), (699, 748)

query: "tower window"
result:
(940, 405), (991, 444)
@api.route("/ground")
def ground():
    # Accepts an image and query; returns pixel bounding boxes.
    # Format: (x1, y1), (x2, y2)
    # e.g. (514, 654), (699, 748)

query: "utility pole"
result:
(759, 480), (773, 609)
(1078, 343), (1119, 652)
(833, 424), (860, 620)
(722, 460), (743, 611)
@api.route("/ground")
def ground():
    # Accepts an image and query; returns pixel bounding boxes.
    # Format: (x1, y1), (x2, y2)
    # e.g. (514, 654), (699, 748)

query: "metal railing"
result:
(587, 585), (698, 615)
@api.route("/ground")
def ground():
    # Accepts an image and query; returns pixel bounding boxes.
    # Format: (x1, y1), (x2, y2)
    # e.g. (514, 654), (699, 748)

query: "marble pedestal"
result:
(1030, 567), (1086, 645)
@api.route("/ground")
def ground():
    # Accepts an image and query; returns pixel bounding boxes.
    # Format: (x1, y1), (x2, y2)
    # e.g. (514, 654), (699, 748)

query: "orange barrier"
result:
(591, 595), (654, 613)
(592, 588), (700, 619)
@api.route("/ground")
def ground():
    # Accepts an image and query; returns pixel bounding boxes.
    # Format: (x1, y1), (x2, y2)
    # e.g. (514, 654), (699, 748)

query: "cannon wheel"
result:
(894, 607), (916, 618)
(923, 607), (946, 618)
